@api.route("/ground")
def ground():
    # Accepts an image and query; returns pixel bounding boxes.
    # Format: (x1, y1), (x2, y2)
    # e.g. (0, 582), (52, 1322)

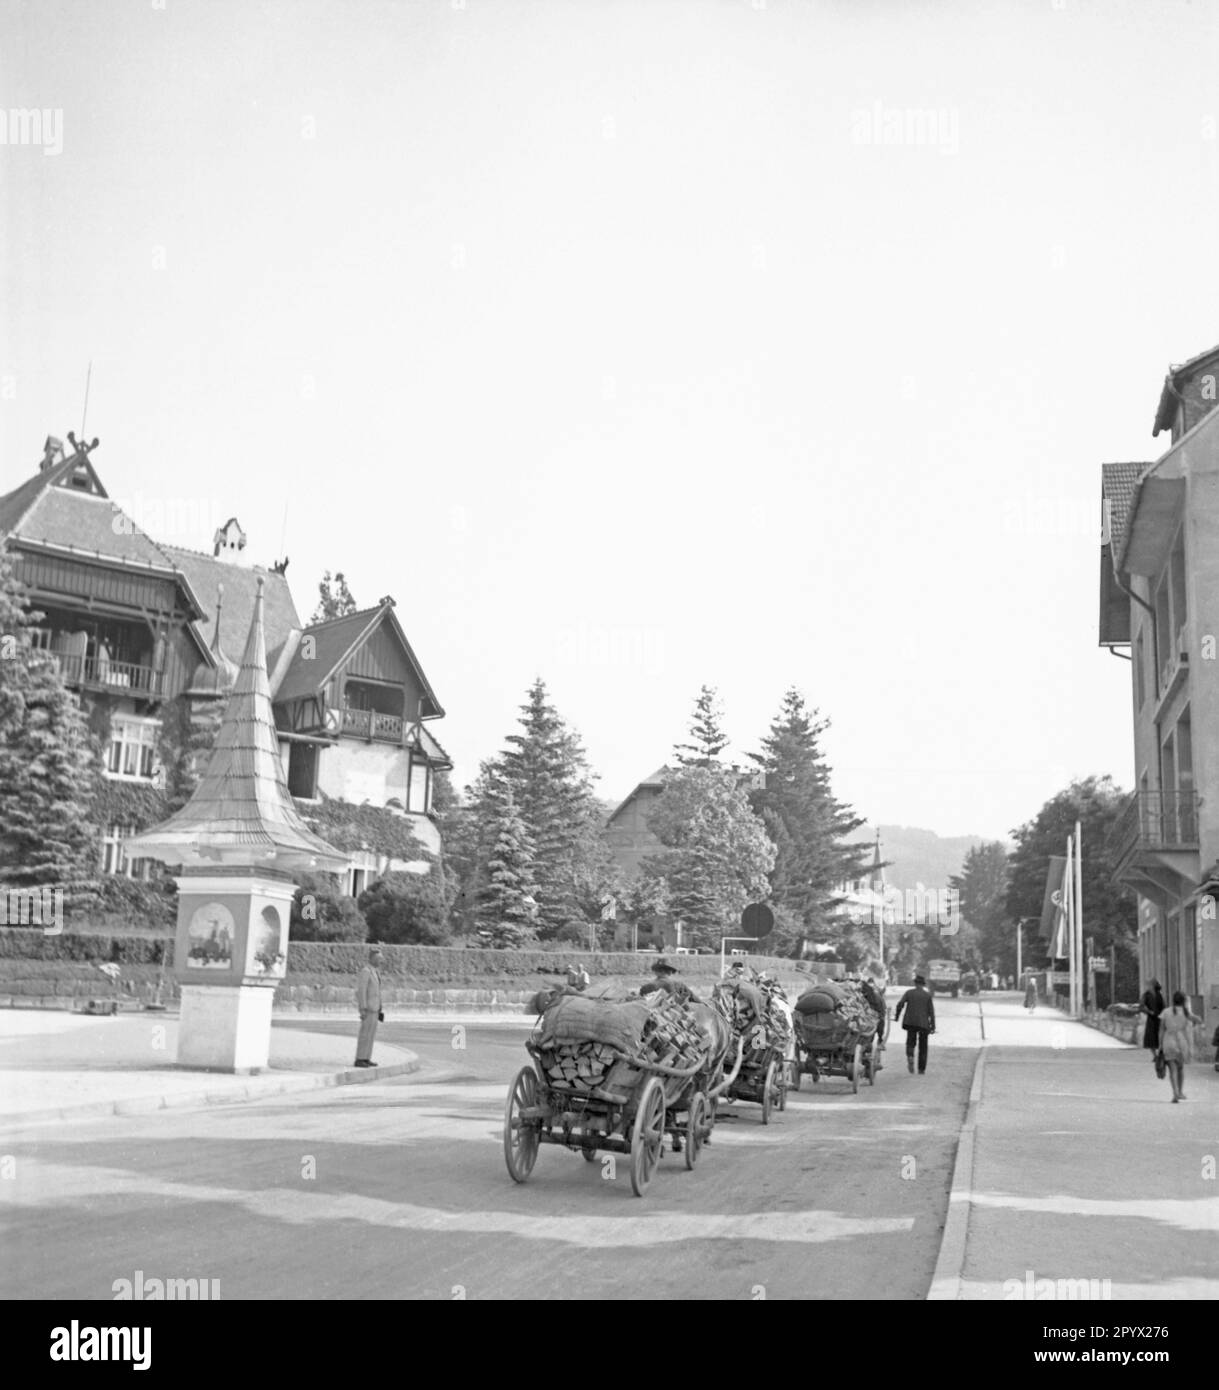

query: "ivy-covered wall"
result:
(298, 794), (430, 863)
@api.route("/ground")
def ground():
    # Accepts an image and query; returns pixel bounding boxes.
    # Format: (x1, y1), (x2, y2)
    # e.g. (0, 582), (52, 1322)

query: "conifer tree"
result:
(673, 684), (729, 767)
(495, 678), (611, 937)
(476, 778), (539, 947)
(0, 553), (101, 888)
(310, 571), (359, 623)
(747, 688), (870, 937)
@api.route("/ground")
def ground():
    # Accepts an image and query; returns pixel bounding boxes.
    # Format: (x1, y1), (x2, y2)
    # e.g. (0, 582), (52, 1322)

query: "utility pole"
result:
(1016, 919), (1023, 982)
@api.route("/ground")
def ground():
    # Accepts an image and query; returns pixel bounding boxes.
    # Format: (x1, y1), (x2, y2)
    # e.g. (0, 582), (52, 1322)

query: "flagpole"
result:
(1075, 820), (1084, 1020)
(1065, 834), (1076, 1017)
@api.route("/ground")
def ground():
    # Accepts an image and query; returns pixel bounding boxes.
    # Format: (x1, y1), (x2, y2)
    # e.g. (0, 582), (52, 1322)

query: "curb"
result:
(0, 1052), (422, 1132)
(927, 1046), (987, 1301)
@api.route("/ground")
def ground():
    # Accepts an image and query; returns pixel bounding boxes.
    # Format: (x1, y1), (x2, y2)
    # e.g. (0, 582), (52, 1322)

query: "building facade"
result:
(0, 437), (450, 897)
(1099, 347), (1219, 1028)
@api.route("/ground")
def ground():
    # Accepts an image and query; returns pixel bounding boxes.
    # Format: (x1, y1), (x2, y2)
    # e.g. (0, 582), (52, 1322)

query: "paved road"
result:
(0, 999), (992, 1300)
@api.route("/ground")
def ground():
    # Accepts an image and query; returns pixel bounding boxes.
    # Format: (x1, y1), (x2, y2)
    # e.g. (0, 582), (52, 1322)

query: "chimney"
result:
(40, 436), (64, 472)
(212, 517), (249, 565)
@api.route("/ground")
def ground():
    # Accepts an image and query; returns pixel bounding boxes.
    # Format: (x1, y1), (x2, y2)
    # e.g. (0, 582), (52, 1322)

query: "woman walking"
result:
(1159, 990), (1202, 1102)
(1140, 978), (1166, 1065)
(1023, 973), (1037, 1012)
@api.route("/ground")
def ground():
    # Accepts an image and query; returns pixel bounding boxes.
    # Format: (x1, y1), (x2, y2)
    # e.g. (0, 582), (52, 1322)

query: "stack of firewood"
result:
(539, 992), (706, 1092)
(540, 1039), (620, 1092)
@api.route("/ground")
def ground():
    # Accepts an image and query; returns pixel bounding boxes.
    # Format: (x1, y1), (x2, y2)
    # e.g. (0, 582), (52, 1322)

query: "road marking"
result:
(0, 1163), (916, 1247)
(968, 1191), (1219, 1232)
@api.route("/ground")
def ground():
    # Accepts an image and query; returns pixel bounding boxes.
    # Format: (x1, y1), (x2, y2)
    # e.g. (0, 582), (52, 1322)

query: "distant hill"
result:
(848, 824), (1002, 891)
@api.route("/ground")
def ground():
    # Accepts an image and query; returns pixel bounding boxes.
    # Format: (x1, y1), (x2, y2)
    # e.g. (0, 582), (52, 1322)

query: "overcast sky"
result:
(3, 0), (1218, 841)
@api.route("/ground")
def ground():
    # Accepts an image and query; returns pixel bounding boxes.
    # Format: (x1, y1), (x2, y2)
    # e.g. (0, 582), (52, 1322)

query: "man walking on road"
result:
(894, 974), (936, 1075)
(354, 948), (384, 1068)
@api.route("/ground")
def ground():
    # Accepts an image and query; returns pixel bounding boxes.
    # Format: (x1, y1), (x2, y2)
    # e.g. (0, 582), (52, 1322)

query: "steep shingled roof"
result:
(164, 545), (300, 678)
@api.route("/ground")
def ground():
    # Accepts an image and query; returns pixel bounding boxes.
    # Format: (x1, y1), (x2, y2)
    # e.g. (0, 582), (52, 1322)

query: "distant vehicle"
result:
(927, 959), (962, 998)
(960, 970), (979, 996)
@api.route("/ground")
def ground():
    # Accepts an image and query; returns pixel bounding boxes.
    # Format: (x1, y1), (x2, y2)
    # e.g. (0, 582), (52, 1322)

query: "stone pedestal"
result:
(178, 984), (275, 1072)
(172, 870), (297, 1074)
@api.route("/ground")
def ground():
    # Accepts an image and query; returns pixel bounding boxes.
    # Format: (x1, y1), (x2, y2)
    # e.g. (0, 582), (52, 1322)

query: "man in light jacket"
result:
(354, 948), (384, 1068)
(893, 974), (936, 1075)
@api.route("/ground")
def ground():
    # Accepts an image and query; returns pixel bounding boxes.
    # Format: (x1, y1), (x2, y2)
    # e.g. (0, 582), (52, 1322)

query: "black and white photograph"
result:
(1, 0), (1217, 1338)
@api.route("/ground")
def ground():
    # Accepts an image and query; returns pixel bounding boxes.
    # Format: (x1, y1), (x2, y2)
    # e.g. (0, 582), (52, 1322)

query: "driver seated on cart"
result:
(639, 958), (694, 1004)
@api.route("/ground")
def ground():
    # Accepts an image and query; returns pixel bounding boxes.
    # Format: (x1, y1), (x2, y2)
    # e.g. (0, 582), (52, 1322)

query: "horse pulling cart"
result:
(504, 991), (728, 1197)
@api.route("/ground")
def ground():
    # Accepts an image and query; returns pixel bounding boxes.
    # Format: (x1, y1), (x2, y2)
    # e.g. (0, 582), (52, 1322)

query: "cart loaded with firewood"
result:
(790, 978), (885, 1094)
(503, 988), (724, 1197)
(713, 972), (792, 1122)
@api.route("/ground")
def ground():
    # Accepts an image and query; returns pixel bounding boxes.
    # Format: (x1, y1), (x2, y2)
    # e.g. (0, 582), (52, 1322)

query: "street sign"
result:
(1088, 957), (1110, 972)
(740, 902), (774, 940)
(1049, 970), (1071, 986)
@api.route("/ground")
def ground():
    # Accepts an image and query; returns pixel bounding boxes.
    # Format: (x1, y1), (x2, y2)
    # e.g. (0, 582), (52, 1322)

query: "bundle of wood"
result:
(536, 989), (708, 1096)
(539, 1039), (623, 1093)
(717, 975), (791, 1055)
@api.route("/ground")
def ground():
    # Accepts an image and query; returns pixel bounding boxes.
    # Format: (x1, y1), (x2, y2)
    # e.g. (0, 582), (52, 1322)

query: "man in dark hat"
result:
(893, 974), (935, 1075)
(640, 958), (678, 996)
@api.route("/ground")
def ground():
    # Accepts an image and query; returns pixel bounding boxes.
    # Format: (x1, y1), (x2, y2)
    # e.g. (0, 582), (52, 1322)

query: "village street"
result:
(5, 995), (1197, 1304)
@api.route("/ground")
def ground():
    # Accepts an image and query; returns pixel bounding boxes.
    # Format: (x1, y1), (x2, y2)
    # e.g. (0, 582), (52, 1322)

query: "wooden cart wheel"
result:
(761, 1058), (777, 1125)
(630, 1077), (666, 1197)
(850, 1041), (862, 1094)
(503, 1066), (542, 1183)
(684, 1092), (706, 1171)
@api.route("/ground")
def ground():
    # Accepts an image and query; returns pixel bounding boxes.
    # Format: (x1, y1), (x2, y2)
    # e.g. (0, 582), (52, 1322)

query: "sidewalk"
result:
(0, 1008), (420, 1129)
(931, 1001), (1219, 1300)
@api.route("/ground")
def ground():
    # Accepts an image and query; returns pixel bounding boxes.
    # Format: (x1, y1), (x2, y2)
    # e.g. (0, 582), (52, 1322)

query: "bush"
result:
(69, 875), (178, 932)
(359, 867), (449, 945)
(289, 872), (368, 943)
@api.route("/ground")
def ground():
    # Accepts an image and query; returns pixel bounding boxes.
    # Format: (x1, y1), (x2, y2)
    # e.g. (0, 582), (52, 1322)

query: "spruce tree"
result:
(747, 688), (870, 937)
(0, 553), (101, 888)
(496, 678), (611, 937)
(673, 685), (729, 767)
(476, 778), (539, 947)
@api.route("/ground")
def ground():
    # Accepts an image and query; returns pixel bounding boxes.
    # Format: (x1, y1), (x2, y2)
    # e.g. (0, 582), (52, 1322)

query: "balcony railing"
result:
(341, 707), (404, 742)
(1109, 789), (1200, 868)
(50, 653), (162, 697)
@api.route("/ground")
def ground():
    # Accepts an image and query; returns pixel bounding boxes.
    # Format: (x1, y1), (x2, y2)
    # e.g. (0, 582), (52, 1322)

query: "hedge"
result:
(0, 933), (800, 986)
(0, 930), (174, 964)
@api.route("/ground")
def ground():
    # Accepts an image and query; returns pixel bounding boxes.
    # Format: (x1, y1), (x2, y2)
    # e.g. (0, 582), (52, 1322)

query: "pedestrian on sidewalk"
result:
(1160, 990), (1202, 1102)
(1023, 973), (1037, 1012)
(1139, 978), (1166, 1065)
(354, 948), (384, 1068)
(894, 974), (936, 1075)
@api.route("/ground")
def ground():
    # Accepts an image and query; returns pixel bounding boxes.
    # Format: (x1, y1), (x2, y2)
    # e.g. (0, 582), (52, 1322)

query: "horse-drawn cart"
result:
(790, 1011), (883, 1094)
(503, 992), (725, 1197)
(722, 1041), (788, 1121)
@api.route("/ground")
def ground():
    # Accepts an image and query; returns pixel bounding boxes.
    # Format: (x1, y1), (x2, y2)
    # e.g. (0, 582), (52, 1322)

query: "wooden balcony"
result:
(51, 653), (163, 698)
(341, 707), (404, 742)
(1108, 789), (1199, 874)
